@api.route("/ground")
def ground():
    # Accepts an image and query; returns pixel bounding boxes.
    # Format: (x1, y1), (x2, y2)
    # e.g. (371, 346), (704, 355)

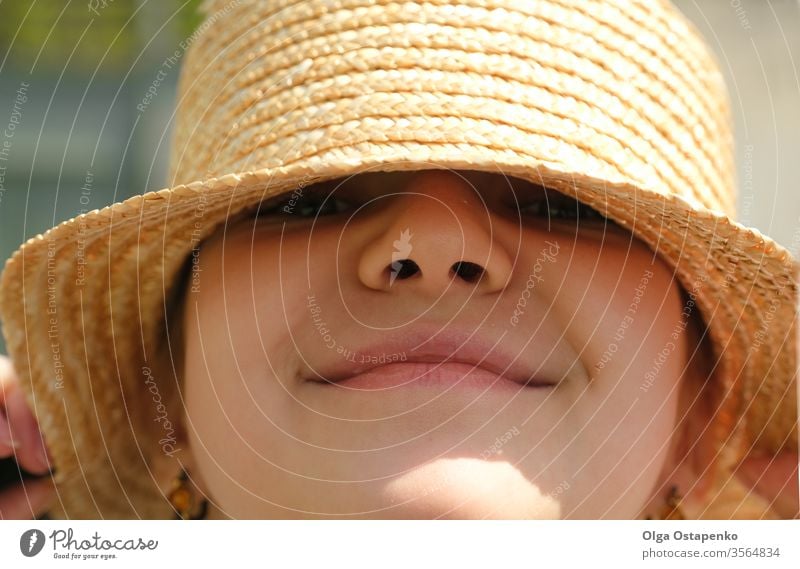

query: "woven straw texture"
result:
(0, 0), (796, 519)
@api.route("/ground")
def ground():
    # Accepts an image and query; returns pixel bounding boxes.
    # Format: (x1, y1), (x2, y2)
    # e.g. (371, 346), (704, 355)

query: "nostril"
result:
(384, 259), (485, 285)
(388, 258), (420, 281)
(451, 261), (484, 283)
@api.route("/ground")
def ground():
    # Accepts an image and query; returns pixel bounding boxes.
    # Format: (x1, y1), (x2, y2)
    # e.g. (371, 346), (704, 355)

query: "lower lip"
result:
(317, 362), (538, 391)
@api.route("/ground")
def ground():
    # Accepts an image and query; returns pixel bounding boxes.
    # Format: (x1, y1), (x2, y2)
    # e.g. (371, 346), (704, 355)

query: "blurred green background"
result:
(0, 0), (799, 356)
(0, 1), (203, 259)
(0, 1), (205, 353)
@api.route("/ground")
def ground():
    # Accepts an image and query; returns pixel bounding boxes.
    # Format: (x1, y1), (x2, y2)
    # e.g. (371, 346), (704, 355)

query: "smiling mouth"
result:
(313, 360), (558, 391)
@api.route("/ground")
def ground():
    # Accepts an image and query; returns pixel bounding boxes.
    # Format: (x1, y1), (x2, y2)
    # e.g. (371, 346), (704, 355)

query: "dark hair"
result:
(141, 251), (194, 458)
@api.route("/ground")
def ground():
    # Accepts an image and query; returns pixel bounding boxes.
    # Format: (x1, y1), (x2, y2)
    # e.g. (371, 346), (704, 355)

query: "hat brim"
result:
(0, 150), (796, 519)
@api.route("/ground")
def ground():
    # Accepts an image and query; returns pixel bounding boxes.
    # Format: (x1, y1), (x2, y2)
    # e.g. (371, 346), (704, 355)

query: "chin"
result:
(373, 457), (562, 519)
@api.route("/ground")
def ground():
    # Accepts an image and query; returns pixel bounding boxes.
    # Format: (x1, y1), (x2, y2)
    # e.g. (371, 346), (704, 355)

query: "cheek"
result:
(534, 236), (688, 517)
(184, 296), (315, 517)
(181, 230), (317, 515)
(193, 224), (318, 384)
(556, 375), (682, 518)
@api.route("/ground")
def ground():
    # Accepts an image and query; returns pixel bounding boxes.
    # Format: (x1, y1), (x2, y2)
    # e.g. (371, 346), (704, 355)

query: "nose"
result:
(357, 170), (514, 297)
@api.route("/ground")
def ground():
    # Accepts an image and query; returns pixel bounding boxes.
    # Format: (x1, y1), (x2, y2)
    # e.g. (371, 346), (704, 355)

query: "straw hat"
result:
(0, 0), (796, 519)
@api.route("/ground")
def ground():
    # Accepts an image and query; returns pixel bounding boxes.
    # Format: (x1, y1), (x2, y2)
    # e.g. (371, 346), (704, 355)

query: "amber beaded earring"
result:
(168, 468), (209, 520)
(644, 485), (685, 520)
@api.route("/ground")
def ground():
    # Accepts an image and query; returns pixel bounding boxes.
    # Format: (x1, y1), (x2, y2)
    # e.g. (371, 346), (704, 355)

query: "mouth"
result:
(302, 331), (563, 392)
(326, 361), (556, 392)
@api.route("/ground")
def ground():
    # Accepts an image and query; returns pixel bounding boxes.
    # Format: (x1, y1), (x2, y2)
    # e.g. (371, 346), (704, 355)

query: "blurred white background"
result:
(674, 0), (800, 251)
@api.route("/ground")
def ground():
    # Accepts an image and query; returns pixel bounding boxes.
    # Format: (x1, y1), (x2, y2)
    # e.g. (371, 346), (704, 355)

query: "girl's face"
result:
(181, 168), (697, 519)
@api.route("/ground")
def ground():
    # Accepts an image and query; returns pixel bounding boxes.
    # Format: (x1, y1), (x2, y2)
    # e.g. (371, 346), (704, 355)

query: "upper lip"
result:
(302, 327), (568, 387)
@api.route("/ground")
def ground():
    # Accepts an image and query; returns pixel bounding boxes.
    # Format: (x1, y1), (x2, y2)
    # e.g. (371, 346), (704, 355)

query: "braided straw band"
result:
(0, 0), (796, 518)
